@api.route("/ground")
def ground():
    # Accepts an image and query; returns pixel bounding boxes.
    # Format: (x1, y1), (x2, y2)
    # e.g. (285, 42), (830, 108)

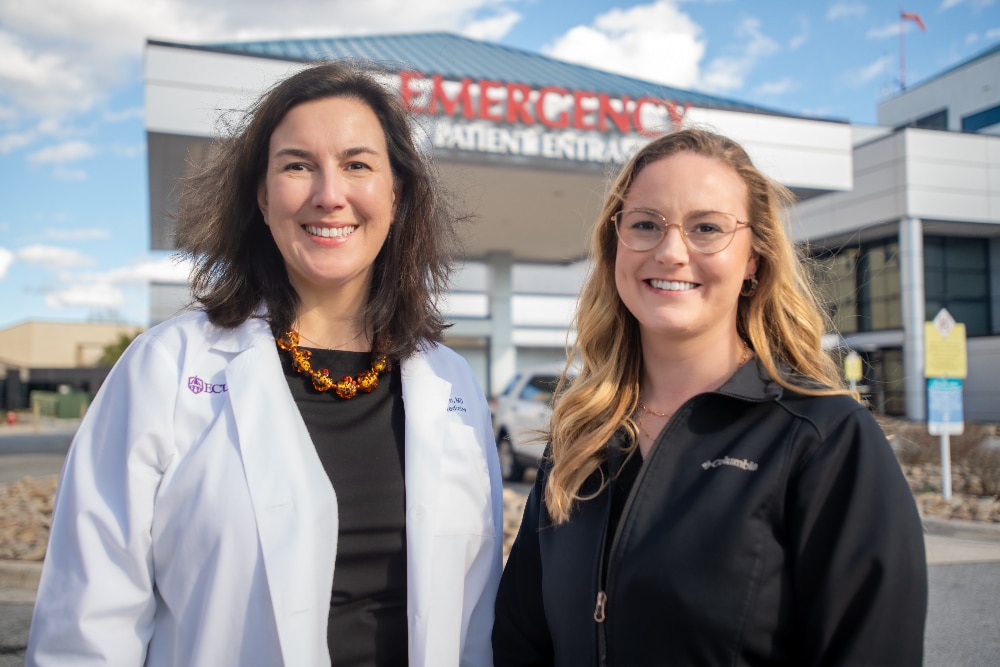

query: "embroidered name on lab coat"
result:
(188, 376), (228, 394)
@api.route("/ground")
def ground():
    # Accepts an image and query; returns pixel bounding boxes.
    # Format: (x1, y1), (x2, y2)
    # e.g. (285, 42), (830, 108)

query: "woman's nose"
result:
(311, 172), (348, 209)
(653, 224), (689, 262)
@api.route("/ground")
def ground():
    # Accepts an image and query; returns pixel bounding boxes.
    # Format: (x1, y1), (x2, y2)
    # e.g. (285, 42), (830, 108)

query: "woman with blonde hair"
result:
(493, 128), (926, 666)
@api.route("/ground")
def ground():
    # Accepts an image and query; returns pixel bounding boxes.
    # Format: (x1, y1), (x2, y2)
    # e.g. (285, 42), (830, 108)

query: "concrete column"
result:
(899, 216), (925, 421)
(487, 251), (516, 397)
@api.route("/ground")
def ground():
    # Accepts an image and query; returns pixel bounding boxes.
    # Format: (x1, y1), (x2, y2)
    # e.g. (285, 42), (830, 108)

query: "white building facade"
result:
(144, 33), (853, 397)
(796, 42), (1000, 422)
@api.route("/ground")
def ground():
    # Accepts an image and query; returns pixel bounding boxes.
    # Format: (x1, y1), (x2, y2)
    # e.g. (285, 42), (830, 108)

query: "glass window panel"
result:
(947, 302), (989, 336)
(924, 268), (945, 299)
(946, 271), (989, 299)
(945, 238), (987, 270)
(923, 236), (991, 337)
(924, 238), (944, 269)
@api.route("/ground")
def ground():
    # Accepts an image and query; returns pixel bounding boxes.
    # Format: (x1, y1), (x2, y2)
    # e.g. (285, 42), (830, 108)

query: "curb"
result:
(0, 559), (42, 604)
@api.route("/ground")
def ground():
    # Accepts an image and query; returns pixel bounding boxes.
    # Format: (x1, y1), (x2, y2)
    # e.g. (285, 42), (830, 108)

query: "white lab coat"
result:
(26, 311), (503, 666)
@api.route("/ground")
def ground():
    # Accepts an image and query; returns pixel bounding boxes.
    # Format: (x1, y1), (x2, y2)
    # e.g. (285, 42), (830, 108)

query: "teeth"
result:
(649, 279), (696, 291)
(305, 225), (356, 238)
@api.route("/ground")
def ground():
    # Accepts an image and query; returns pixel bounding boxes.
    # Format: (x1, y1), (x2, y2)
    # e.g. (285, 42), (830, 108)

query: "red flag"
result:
(901, 11), (927, 31)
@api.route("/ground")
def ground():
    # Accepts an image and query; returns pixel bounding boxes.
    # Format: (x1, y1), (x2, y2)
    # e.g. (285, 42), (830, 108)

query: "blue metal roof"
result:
(166, 31), (795, 117)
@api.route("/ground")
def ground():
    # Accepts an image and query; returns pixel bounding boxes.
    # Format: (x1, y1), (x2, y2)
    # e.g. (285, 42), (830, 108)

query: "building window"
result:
(810, 240), (901, 334)
(961, 103), (1000, 133)
(907, 108), (948, 130)
(859, 242), (902, 331)
(811, 247), (859, 334)
(924, 236), (991, 336)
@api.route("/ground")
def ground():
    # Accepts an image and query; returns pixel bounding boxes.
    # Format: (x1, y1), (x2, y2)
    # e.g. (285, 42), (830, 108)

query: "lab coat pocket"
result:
(435, 421), (493, 536)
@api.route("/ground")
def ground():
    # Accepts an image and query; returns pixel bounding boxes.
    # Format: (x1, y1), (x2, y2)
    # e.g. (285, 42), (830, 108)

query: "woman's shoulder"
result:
(776, 388), (885, 444)
(407, 341), (478, 379)
(138, 310), (268, 350)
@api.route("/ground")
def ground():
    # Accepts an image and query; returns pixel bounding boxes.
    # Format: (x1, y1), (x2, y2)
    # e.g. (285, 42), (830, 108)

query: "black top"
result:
(494, 360), (927, 666)
(280, 345), (408, 667)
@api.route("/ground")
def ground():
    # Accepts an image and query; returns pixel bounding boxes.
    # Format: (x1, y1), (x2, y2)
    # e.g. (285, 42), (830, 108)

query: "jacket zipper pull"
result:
(594, 590), (607, 623)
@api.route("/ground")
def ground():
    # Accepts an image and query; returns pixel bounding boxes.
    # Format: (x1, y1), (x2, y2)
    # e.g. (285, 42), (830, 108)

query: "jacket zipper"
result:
(593, 378), (772, 664)
(594, 463), (614, 667)
(593, 409), (681, 666)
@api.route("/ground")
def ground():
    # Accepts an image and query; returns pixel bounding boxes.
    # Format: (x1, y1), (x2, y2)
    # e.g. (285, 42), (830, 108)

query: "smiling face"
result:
(614, 151), (757, 347)
(257, 96), (396, 309)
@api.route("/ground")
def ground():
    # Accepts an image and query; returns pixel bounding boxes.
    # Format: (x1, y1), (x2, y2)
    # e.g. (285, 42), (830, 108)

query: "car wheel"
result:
(497, 434), (524, 482)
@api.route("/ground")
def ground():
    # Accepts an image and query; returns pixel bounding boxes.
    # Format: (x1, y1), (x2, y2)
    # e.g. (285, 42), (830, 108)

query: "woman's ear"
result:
(257, 183), (269, 226)
(745, 252), (759, 280)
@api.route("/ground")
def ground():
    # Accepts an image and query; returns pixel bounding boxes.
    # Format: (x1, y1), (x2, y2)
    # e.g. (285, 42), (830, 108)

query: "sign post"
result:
(843, 350), (862, 393)
(924, 308), (967, 500)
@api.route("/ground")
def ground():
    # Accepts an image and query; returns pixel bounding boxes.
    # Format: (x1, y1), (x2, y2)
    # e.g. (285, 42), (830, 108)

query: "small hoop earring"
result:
(741, 274), (758, 297)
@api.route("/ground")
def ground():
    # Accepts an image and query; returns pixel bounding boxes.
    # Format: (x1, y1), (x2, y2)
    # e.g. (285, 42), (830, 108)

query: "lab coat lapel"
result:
(223, 320), (337, 666)
(401, 351), (450, 649)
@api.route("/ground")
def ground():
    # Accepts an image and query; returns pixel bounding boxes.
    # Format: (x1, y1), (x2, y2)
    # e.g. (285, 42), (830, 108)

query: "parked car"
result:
(491, 366), (572, 481)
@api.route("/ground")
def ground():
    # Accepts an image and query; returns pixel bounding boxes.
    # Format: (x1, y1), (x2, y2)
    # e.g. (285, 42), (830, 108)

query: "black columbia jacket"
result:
(493, 360), (927, 666)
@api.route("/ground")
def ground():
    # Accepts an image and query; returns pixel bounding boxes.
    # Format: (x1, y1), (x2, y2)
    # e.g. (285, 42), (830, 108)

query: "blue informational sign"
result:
(927, 378), (964, 436)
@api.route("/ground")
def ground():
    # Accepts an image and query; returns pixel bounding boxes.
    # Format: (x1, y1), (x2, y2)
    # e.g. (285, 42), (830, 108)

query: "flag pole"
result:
(900, 10), (906, 90)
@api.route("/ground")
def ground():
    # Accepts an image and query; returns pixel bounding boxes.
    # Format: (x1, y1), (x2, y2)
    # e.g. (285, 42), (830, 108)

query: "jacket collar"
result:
(714, 357), (784, 404)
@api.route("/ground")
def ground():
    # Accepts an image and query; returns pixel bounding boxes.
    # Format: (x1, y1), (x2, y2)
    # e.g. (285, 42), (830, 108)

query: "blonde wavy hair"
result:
(545, 128), (850, 524)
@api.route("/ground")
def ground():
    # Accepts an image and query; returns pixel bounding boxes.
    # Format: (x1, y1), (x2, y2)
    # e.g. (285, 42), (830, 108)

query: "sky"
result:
(1, 0), (997, 331)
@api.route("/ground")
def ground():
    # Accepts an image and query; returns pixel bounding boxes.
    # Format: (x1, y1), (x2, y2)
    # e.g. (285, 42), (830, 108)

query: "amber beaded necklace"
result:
(276, 330), (390, 400)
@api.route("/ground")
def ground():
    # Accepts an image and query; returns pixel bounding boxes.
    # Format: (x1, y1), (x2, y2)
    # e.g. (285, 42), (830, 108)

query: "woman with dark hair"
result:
(493, 128), (926, 666)
(27, 61), (502, 667)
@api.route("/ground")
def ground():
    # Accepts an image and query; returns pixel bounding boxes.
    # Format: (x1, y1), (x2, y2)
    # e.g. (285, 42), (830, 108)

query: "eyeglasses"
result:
(612, 208), (750, 254)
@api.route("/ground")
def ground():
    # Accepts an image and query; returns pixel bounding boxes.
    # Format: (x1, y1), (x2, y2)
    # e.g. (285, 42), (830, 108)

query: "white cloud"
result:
(755, 78), (795, 96)
(542, 0), (705, 88)
(99, 255), (194, 285)
(52, 166), (88, 181)
(27, 140), (96, 165)
(701, 16), (779, 93)
(42, 255), (192, 312)
(789, 16), (809, 50)
(103, 106), (144, 123)
(0, 130), (35, 154)
(845, 54), (893, 86)
(110, 142), (145, 159)
(45, 282), (123, 310)
(462, 9), (522, 41)
(866, 22), (908, 39)
(44, 228), (111, 241)
(0, 247), (14, 279)
(826, 2), (867, 21)
(942, 0), (996, 10)
(988, 27), (1000, 39)
(16, 244), (94, 268)
(0, 0), (521, 142)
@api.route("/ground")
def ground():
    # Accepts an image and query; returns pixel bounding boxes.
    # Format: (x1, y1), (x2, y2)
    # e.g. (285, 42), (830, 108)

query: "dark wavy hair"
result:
(173, 60), (457, 359)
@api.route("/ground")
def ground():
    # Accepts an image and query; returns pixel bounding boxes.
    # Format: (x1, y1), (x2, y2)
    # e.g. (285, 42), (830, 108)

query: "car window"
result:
(500, 374), (522, 397)
(519, 375), (560, 403)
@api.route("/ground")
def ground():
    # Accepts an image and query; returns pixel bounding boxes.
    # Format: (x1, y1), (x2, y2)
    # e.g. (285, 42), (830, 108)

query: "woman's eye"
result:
(691, 223), (722, 234)
(282, 162), (308, 172)
(632, 220), (659, 232)
(346, 161), (371, 171)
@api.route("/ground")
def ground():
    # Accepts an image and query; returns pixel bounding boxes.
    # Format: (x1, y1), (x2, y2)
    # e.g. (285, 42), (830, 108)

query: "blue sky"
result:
(1, 0), (997, 331)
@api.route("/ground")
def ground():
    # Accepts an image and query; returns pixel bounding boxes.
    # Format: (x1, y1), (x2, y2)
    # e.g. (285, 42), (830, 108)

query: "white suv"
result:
(490, 367), (568, 481)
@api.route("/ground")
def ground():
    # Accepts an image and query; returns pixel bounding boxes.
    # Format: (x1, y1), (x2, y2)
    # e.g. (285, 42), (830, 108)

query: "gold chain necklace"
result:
(276, 330), (390, 399)
(638, 403), (673, 419)
(639, 340), (752, 419)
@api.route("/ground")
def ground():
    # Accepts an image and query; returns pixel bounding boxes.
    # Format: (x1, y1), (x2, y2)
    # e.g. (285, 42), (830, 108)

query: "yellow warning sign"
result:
(924, 321), (967, 379)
